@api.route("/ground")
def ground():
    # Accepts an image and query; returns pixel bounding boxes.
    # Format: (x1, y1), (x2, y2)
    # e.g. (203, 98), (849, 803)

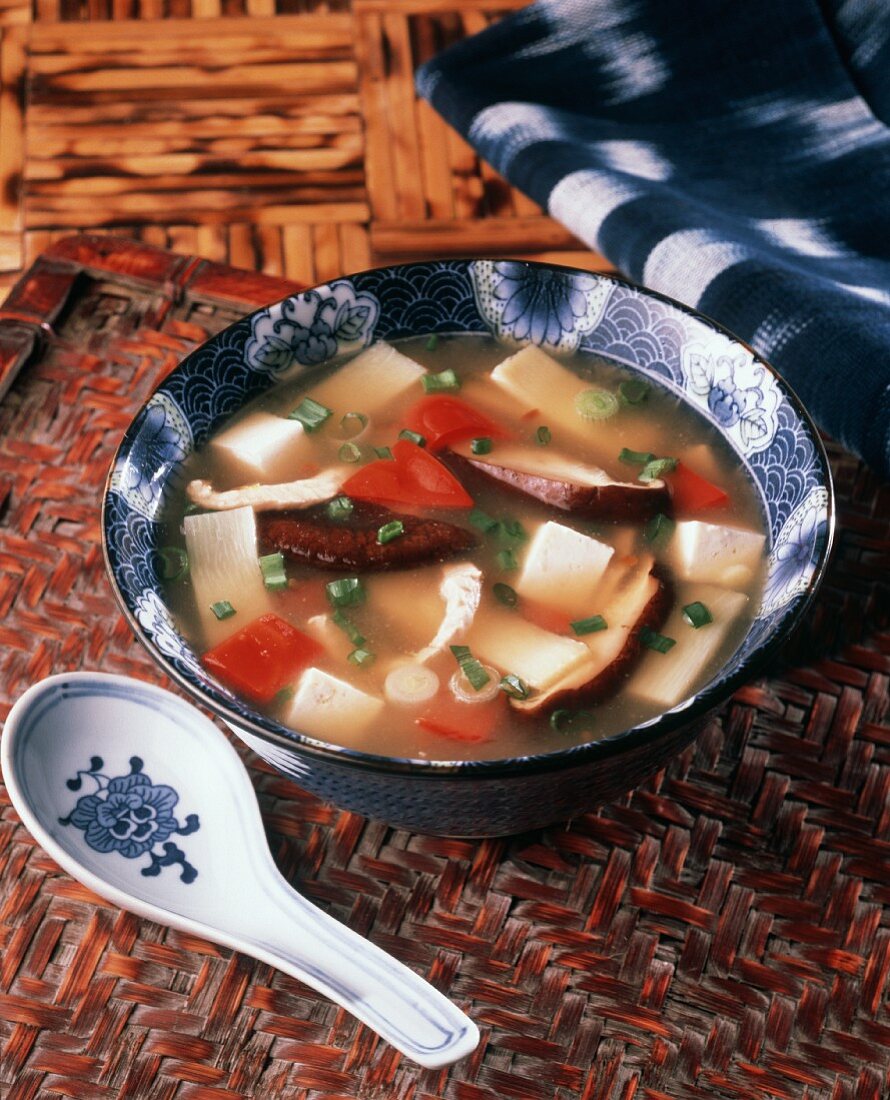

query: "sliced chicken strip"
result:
(186, 468), (349, 512)
(415, 562), (483, 664)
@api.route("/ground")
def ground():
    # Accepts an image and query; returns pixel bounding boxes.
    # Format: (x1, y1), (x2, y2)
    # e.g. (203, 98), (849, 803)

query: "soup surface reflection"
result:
(163, 334), (767, 760)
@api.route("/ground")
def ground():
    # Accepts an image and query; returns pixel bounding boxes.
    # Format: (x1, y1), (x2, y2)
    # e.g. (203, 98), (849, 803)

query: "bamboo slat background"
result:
(0, 0), (610, 293)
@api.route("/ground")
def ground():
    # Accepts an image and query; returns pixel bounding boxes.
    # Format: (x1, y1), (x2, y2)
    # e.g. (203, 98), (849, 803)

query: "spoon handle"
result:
(228, 869), (478, 1069)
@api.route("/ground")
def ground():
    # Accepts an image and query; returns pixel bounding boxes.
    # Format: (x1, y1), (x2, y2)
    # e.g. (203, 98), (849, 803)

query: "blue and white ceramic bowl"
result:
(102, 260), (833, 836)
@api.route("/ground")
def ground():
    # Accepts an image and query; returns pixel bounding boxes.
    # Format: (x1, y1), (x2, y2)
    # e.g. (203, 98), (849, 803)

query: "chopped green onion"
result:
(210, 600), (236, 621)
(326, 577), (365, 608)
(157, 546), (188, 581)
(377, 520), (405, 545)
(639, 456), (678, 483)
(422, 368), (460, 394)
(619, 379), (650, 406)
(340, 411), (368, 438)
(501, 519), (528, 542)
(493, 582), (518, 607)
(644, 513), (675, 544)
(398, 429), (426, 447)
(619, 447), (655, 466)
(184, 502), (201, 516)
(471, 436), (493, 455)
(373, 446), (393, 460)
(683, 601), (713, 629)
(550, 708), (594, 733)
(259, 551), (288, 591)
(496, 548), (519, 571)
(469, 508), (500, 534)
(327, 495), (354, 521)
(425, 334), (439, 352)
(570, 614), (608, 636)
(575, 388), (619, 421)
(332, 609), (365, 647)
(338, 442), (362, 464)
(640, 626), (676, 653)
(500, 674), (530, 700)
(536, 426), (552, 446)
(272, 686), (294, 707)
(288, 396), (332, 432)
(449, 644), (491, 692)
(348, 647), (375, 667)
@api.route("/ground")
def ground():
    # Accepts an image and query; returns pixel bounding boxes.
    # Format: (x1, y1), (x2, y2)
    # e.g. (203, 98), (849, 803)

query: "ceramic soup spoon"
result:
(1, 671), (479, 1069)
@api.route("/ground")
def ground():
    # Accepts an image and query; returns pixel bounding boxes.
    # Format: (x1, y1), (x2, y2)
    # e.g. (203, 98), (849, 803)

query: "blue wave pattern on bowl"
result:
(104, 260), (830, 832)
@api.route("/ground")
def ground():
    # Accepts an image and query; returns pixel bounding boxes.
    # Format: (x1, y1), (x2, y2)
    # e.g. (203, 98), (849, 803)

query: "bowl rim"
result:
(101, 257), (836, 781)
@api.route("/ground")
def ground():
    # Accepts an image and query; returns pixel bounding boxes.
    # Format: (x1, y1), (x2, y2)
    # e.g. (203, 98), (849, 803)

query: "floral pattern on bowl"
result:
(103, 259), (833, 835)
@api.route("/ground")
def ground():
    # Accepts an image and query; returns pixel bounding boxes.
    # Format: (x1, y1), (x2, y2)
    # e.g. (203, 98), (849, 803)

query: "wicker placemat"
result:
(0, 236), (888, 1100)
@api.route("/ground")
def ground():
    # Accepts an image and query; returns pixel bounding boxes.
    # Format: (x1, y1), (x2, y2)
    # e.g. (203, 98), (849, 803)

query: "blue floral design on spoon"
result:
(59, 755), (200, 883)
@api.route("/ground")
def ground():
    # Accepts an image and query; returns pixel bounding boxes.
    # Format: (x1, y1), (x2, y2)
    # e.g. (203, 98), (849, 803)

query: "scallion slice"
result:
(449, 644), (491, 692)
(377, 520), (405, 545)
(425, 334), (439, 352)
(398, 429), (426, 447)
(639, 456), (678, 483)
(326, 576), (365, 608)
(338, 442), (362, 464)
(549, 708), (593, 733)
(501, 519), (527, 543)
(496, 548), (519, 571)
(272, 686), (294, 707)
(373, 446), (394, 461)
(340, 411), (368, 438)
(493, 582), (518, 607)
(644, 513), (675, 544)
(288, 396), (332, 432)
(422, 368), (460, 393)
(348, 647), (376, 667)
(536, 425), (552, 446)
(570, 614), (608, 636)
(469, 508), (499, 534)
(259, 551), (288, 591)
(327, 495), (354, 521)
(619, 379), (650, 406)
(500, 674), (530, 700)
(471, 436), (493, 455)
(157, 546), (188, 581)
(682, 601), (713, 629)
(332, 609), (365, 647)
(619, 447), (655, 466)
(210, 600), (236, 621)
(575, 388), (619, 421)
(640, 626), (676, 653)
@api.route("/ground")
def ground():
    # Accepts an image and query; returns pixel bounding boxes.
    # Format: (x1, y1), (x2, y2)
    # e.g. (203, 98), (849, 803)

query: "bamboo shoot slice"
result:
(466, 607), (589, 691)
(306, 341), (427, 419)
(626, 585), (750, 709)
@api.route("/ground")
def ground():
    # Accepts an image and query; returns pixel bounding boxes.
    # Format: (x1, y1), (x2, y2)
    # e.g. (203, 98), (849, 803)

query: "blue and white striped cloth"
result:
(417, 0), (890, 477)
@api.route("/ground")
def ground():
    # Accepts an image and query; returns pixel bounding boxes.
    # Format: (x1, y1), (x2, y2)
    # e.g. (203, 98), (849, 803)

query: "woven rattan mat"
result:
(0, 236), (888, 1100)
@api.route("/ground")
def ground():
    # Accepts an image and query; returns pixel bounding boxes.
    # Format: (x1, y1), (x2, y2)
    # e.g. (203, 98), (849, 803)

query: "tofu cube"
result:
(285, 668), (384, 746)
(209, 412), (312, 487)
(672, 520), (766, 589)
(307, 341), (426, 420)
(516, 521), (615, 616)
(467, 607), (589, 691)
(627, 585), (750, 709)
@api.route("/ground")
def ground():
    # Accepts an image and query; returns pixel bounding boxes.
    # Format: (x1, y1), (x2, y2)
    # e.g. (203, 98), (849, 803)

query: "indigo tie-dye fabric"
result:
(416, 0), (890, 477)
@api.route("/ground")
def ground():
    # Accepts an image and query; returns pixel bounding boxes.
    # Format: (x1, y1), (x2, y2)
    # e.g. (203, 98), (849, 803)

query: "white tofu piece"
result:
(209, 411), (312, 487)
(184, 505), (272, 648)
(467, 607), (589, 691)
(516, 521), (615, 616)
(489, 345), (620, 464)
(285, 667), (384, 745)
(672, 520), (766, 588)
(627, 585), (750, 709)
(306, 341), (426, 419)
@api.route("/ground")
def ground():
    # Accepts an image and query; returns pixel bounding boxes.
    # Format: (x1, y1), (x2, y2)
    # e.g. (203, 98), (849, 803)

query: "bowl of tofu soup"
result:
(103, 260), (833, 836)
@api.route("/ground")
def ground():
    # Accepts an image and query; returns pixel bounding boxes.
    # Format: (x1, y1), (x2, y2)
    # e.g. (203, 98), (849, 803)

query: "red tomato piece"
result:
(404, 396), (509, 452)
(416, 694), (504, 743)
(202, 613), (323, 704)
(668, 462), (729, 513)
(342, 440), (473, 509)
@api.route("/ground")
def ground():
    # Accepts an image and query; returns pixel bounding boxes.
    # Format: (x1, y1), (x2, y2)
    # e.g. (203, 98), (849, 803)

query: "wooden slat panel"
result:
(0, 27), (26, 272)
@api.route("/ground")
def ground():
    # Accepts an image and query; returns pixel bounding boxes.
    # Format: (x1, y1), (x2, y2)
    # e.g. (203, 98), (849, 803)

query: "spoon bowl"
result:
(1, 671), (479, 1069)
